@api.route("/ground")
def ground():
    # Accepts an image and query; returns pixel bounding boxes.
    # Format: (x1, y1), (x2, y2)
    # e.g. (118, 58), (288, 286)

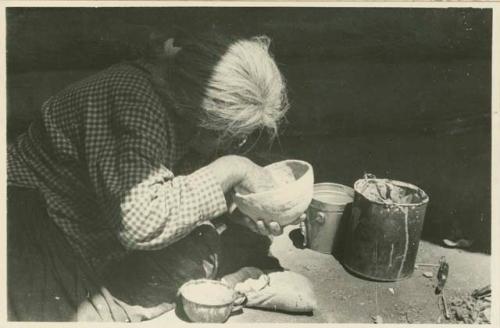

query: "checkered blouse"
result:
(7, 60), (228, 270)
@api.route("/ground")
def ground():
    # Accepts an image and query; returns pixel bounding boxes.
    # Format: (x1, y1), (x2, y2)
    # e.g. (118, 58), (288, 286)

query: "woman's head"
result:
(151, 31), (289, 155)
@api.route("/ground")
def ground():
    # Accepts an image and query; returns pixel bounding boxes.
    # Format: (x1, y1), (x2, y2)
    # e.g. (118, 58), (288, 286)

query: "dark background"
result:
(6, 7), (492, 252)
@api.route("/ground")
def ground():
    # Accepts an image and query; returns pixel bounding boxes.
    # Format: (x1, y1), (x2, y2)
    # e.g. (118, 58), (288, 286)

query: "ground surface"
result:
(148, 224), (491, 324)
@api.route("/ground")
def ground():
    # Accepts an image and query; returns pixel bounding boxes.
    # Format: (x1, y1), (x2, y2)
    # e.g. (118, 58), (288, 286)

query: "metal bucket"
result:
(301, 183), (354, 255)
(343, 178), (429, 281)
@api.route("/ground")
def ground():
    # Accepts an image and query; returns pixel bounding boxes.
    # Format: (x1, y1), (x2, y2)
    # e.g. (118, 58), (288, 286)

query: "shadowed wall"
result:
(6, 7), (492, 252)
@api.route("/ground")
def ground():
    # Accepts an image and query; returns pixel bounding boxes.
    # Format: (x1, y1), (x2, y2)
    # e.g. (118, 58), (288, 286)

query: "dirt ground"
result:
(148, 224), (490, 324)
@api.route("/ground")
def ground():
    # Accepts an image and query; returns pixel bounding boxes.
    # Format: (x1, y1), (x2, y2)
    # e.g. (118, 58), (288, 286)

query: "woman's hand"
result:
(208, 155), (307, 236)
(230, 210), (307, 236)
(237, 160), (276, 194)
(207, 155), (254, 193)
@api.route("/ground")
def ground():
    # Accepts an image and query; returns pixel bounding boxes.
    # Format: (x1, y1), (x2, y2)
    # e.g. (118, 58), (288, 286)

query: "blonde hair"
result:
(165, 33), (289, 142)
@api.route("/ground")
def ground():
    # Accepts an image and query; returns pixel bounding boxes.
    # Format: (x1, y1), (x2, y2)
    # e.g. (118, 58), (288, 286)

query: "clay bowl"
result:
(178, 279), (243, 323)
(233, 160), (314, 226)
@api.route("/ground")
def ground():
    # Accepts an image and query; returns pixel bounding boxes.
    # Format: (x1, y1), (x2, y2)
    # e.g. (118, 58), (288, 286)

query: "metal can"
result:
(302, 183), (354, 255)
(343, 178), (429, 281)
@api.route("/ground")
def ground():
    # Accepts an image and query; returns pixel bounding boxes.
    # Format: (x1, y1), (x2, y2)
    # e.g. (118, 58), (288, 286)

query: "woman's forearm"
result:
(117, 165), (228, 250)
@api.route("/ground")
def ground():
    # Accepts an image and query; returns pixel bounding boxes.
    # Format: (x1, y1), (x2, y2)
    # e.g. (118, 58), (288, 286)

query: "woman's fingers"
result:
(268, 221), (283, 236)
(239, 217), (285, 236)
(244, 217), (260, 234)
(256, 220), (268, 235)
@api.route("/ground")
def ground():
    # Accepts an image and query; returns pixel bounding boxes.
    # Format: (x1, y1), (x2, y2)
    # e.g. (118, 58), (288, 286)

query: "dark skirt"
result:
(7, 186), (281, 322)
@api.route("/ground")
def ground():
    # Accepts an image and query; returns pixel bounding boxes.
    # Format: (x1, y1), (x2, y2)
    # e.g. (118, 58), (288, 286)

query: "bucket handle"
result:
(300, 212), (326, 247)
(300, 221), (308, 247)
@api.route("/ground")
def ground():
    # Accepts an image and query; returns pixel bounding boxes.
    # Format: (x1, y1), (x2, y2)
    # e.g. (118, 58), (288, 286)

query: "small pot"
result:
(301, 183), (354, 255)
(178, 279), (245, 323)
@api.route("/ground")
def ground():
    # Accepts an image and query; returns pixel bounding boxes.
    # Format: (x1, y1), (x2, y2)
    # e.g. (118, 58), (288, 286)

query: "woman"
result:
(7, 31), (301, 321)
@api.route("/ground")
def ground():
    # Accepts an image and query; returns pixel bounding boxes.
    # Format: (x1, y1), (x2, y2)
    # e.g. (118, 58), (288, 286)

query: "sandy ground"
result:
(148, 224), (490, 324)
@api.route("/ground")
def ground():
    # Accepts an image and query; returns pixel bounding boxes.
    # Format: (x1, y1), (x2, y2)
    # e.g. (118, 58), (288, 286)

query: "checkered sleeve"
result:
(117, 164), (228, 250)
(91, 72), (227, 251)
